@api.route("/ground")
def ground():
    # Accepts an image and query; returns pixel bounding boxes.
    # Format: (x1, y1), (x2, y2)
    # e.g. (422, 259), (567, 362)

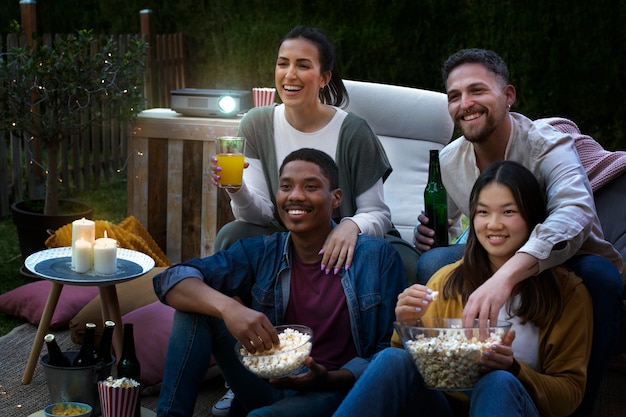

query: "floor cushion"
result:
(69, 267), (166, 343)
(0, 280), (99, 329)
(121, 300), (175, 387)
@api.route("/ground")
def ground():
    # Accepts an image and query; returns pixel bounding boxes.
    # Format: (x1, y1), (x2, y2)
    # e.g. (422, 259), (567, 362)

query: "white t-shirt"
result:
(229, 104), (390, 237)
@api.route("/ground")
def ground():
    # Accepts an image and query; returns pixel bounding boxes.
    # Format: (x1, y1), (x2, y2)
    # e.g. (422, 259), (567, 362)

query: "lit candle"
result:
(71, 218), (95, 270)
(93, 231), (118, 275)
(73, 238), (92, 273)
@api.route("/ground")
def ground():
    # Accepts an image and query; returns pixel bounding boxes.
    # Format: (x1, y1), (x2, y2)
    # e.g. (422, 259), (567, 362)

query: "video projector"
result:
(170, 88), (253, 118)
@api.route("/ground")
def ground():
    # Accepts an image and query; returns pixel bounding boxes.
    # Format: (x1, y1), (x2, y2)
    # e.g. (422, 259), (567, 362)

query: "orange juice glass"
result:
(215, 136), (246, 187)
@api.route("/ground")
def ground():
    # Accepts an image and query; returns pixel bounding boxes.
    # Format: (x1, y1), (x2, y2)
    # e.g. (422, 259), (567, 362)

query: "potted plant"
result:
(0, 24), (147, 259)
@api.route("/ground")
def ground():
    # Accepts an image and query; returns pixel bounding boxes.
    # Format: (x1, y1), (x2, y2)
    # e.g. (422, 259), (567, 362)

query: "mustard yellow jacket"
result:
(392, 261), (593, 417)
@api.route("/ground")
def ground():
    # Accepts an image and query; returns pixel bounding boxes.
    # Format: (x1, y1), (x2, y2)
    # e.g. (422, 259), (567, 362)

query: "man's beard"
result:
(456, 112), (502, 144)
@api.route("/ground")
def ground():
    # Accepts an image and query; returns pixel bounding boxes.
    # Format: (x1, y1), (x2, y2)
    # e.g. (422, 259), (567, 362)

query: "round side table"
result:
(21, 247), (154, 384)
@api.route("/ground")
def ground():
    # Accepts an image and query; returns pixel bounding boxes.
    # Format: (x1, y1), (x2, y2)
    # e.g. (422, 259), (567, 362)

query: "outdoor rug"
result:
(2, 323), (625, 416)
(0, 323), (225, 416)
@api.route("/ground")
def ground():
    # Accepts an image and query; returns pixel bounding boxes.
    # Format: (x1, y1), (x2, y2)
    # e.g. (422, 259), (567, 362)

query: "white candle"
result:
(93, 232), (118, 275)
(73, 238), (92, 273)
(71, 218), (95, 269)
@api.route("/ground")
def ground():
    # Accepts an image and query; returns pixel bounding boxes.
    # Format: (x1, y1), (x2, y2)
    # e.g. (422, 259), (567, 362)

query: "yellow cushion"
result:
(45, 215), (172, 268)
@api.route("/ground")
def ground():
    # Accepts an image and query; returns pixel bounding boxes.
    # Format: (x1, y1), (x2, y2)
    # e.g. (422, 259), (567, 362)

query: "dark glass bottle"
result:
(424, 150), (449, 248)
(44, 333), (71, 367)
(73, 322), (99, 367)
(97, 320), (116, 366)
(117, 323), (141, 417)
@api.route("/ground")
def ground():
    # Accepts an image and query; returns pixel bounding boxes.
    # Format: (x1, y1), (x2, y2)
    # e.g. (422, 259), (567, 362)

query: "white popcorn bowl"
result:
(394, 318), (512, 390)
(235, 324), (313, 379)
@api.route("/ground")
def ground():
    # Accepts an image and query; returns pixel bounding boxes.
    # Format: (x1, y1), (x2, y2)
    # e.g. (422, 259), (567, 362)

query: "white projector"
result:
(170, 88), (253, 118)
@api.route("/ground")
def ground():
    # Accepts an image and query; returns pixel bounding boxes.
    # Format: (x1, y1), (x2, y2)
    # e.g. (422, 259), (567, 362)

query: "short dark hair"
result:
(279, 148), (339, 190)
(279, 25), (348, 107)
(442, 48), (510, 89)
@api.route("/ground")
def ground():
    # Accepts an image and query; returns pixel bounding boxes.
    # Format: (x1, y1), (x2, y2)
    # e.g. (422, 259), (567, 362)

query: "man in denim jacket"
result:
(153, 148), (407, 417)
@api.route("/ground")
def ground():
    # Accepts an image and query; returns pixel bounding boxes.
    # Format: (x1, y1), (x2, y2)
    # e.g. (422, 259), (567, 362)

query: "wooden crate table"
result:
(128, 109), (240, 263)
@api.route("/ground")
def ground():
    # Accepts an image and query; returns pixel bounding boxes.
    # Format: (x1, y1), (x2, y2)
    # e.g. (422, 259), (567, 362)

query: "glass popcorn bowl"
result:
(235, 324), (313, 379)
(394, 318), (512, 390)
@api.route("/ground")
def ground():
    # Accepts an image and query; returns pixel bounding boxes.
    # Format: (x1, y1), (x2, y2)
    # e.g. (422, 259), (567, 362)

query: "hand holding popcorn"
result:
(236, 326), (313, 379)
(395, 285), (438, 322)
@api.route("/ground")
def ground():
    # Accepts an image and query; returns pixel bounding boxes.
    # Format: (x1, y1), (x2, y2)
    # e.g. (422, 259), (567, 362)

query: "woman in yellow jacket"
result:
(333, 160), (593, 417)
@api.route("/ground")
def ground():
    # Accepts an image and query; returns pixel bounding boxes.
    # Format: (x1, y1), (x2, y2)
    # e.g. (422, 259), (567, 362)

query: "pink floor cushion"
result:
(121, 301), (174, 387)
(0, 281), (99, 329)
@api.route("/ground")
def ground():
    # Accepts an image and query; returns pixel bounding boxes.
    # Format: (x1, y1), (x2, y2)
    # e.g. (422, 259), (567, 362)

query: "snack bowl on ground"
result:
(235, 324), (313, 378)
(394, 318), (512, 390)
(43, 401), (92, 417)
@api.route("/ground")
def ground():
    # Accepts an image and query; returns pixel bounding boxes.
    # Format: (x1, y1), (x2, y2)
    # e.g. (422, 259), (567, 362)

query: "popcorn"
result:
(100, 376), (140, 388)
(238, 327), (312, 378)
(404, 327), (503, 389)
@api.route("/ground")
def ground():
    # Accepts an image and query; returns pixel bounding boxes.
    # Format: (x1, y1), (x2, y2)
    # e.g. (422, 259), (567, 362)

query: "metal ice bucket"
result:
(40, 350), (114, 416)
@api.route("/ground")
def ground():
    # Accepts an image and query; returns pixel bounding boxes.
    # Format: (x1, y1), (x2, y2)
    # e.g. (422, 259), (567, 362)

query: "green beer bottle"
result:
(424, 150), (449, 247)
(72, 322), (99, 367)
(117, 323), (141, 417)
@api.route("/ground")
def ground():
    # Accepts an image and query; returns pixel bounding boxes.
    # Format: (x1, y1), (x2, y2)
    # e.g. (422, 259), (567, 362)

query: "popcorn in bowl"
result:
(235, 325), (313, 378)
(394, 318), (512, 390)
(43, 402), (92, 417)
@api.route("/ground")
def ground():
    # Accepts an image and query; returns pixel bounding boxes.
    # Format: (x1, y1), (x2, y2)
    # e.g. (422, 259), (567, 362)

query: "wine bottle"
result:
(44, 333), (71, 367)
(117, 323), (141, 416)
(97, 320), (116, 366)
(424, 150), (449, 248)
(72, 322), (99, 367)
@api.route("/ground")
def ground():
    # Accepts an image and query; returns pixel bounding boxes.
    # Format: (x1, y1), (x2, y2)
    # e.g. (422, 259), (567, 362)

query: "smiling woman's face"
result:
(276, 159), (341, 235)
(275, 38), (329, 110)
(473, 182), (529, 269)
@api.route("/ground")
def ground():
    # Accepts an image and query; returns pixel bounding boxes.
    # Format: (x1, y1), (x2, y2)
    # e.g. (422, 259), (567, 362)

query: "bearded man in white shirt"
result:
(413, 48), (623, 417)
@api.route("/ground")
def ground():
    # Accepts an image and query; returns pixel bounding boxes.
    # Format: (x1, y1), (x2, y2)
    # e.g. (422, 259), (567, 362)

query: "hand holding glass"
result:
(215, 136), (246, 188)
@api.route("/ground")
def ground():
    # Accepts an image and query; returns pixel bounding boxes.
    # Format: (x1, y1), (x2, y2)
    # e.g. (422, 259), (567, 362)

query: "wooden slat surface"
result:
(128, 110), (240, 263)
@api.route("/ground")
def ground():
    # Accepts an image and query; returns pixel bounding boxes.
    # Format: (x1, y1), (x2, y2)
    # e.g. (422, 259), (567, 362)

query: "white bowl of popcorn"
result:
(235, 325), (313, 379)
(394, 318), (512, 390)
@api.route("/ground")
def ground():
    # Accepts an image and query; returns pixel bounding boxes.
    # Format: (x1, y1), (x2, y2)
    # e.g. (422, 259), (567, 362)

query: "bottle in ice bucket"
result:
(97, 320), (116, 366)
(424, 150), (449, 247)
(44, 334), (71, 367)
(117, 323), (141, 417)
(73, 322), (99, 367)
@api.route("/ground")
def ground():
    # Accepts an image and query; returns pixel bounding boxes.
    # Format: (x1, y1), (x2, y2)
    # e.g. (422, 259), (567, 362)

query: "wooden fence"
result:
(0, 10), (186, 217)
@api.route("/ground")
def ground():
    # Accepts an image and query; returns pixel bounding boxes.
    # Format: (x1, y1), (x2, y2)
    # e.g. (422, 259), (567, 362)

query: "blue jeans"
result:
(565, 255), (623, 417)
(416, 245), (465, 284)
(157, 311), (346, 417)
(416, 247), (624, 417)
(333, 348), (538, 417)
(470, 371), (539, 416)
(333, 348), (455, 417)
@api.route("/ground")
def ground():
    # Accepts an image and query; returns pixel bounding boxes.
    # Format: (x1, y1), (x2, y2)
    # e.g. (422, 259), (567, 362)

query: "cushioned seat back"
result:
(343, 79), (454, 242)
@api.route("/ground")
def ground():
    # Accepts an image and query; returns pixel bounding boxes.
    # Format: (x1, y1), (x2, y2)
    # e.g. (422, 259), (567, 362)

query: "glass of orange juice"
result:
(215, 136), (246, 187)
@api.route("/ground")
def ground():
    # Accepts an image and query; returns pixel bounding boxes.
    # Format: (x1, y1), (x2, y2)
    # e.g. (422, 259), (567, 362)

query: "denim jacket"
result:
(153, 230), (407, 380)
